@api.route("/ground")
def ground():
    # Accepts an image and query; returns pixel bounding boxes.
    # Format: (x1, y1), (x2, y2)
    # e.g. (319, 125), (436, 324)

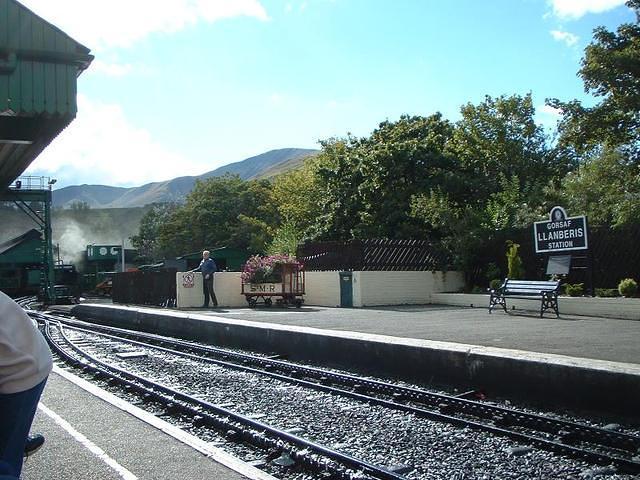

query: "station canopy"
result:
(0, 0), (93, 190)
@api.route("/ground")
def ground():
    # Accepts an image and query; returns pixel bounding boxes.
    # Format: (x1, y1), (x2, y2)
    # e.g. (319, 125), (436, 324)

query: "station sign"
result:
(533, 206), (588, 253)
(86, 244), (121, 261)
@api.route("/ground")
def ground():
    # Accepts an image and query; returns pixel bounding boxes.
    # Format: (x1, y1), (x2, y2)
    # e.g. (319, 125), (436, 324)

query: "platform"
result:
(22, 366), (275, 480)
(69, 302), (640, 419)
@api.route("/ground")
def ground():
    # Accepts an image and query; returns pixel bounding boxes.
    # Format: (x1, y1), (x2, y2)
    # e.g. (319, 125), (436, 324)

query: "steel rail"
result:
(40, 318), (407, 480)
(41, 312), (640, 455)
(50, 317), (640, 474)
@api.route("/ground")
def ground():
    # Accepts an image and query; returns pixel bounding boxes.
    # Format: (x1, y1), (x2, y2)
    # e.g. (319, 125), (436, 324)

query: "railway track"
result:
(30, 309), (640, 479)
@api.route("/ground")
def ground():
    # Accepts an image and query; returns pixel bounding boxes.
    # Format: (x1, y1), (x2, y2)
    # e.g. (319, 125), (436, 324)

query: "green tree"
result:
(271, 156), (323, 235)
(130, 202), (179, 261)
(550, 0), (640, 160)
(449, 93), (562, 207)
(69, 201), (90, 211)
(410, 94), (560, 271)
(313, 114), (456, 240)
(268, 220), (302, 256)
(156, 175), (278, 257)
(560, 148), (640, 226)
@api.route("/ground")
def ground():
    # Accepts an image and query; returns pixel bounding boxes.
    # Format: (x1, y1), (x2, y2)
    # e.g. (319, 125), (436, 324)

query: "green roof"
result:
(0, 0), (93, 189)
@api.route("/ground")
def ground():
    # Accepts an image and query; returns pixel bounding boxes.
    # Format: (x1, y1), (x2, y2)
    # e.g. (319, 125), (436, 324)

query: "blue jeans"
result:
(0, 379), (47, 478)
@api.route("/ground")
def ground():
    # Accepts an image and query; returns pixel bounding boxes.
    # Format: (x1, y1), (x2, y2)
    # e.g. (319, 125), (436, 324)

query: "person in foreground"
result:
(0, 291), (52, 479)
(191, 250), (218, 307)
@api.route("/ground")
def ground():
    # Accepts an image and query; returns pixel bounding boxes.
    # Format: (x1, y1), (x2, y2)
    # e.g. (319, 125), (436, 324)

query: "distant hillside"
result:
(53, 184), (129, 207)
(52, 148), (318, 209)
(258, 151), (319, 179)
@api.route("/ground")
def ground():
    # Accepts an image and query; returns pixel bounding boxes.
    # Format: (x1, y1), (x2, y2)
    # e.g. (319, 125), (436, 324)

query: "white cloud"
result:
(90, 60), (134, 77)
(26, 95), (208, 187)
(539, 104), (563, 117)
(547, 0), (626, 19)
(536, 104), (563, 130)
(19, 0), (269, 51)
(550, 30), (579, 46)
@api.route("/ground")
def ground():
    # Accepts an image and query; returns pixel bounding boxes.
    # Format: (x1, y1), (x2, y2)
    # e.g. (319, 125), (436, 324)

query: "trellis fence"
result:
(112, 269), (177, 307)
(297, 239), (450, 272)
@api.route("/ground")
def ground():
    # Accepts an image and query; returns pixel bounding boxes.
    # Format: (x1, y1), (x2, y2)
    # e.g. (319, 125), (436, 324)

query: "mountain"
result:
(52, 148), (318, 209)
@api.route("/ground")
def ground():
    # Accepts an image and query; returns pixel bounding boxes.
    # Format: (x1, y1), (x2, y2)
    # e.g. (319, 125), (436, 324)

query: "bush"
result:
(595, 288), (619, 298)
(489, 278), (503, 291)
(485, 263), (501, 283)
(618, 278), (638, 297)
(506, 241), (525, 279)
(564, 283), (584, 297)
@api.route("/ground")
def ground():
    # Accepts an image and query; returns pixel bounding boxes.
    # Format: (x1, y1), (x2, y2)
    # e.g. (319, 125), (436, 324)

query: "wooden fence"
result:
(297, 239), (449, 272)
(466, 225), (640, 290)
(112, 269), (177, 307)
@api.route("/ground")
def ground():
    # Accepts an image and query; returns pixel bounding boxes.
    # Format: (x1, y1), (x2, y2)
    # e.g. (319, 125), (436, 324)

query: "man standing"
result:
(0, 291), (52, 478)
(192, 250), (218, 308)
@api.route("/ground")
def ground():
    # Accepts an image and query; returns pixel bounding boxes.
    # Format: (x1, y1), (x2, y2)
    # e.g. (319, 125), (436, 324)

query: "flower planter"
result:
(241, 255), (305, 308)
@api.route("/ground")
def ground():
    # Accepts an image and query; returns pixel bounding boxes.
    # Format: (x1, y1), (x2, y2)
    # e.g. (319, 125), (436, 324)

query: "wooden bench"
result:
(489, 279), (561, 317)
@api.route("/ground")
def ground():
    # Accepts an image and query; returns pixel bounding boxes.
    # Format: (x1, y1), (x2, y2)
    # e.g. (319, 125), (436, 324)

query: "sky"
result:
(21, 0), (636, 189)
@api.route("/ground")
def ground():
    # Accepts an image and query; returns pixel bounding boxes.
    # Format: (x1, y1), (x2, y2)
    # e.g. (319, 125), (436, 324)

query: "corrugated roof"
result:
(0, 0), (93, 190)
(0, 227), (40, 255)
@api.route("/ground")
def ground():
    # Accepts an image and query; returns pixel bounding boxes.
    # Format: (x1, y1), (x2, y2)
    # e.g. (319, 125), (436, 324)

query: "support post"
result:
(44, 188), (55, 303)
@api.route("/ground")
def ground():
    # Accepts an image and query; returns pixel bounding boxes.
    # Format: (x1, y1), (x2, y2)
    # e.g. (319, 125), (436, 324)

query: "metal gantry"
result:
(1, 176), (56, 302)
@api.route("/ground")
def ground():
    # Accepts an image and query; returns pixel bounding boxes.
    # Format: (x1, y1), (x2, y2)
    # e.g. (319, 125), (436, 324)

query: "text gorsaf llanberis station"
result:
(533, 206), (588, 253)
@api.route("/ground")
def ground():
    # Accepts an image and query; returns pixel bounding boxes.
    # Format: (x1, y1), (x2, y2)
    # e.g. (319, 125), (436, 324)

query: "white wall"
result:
(214, 272), (248, 307)
(177, 272), (246, 308)
(177, 270), (465, 309)
(353, 271), (465, 307)
(305, 271), (341, 307)
(431, 293), (640, 320)
(176, 271), (203, 308)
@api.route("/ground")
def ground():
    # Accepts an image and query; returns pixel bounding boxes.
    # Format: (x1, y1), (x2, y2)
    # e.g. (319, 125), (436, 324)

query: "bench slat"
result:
(505, 288), (555, 294)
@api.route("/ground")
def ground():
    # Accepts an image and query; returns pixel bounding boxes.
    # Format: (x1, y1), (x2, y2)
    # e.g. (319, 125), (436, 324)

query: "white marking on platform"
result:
(38, 402), (138, 480)
(52, 366), (278, 480)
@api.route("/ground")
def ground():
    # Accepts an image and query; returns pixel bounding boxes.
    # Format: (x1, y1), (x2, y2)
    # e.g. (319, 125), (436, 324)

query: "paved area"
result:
(22, 368), (271, 480)
(180, 304), (640, 365)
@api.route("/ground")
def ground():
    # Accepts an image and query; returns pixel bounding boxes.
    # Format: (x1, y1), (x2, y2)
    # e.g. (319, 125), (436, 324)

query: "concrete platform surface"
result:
(182, 304), (640, 365)
(22, 367), (275, 480)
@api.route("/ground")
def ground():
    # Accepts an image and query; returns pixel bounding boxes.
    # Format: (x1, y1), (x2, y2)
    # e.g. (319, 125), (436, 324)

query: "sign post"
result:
(533, 206), (591, 294)
(533, 206), (588, 253)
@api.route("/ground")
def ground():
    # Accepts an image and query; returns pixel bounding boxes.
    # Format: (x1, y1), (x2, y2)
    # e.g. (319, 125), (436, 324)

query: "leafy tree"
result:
(268, 220), (303, 256)
(69, 201), (90, 211)
(156, 175), (278, 257)
(559, 148), (640, 226)
(271, 156), (324, 236)
(550, 0), (640, 160)
(313, 114), (456, 240)
(313, 137), (366, 240)
(448, 93), (562, 207)
(130, 203), (179, 261)
(410, 94), (561, 272)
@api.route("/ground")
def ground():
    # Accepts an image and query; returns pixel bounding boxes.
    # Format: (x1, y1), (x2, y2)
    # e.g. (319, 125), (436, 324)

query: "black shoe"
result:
(212, 304), (218, 308)
(201, 304), (208, 308)
(24, 434), (45, 457)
